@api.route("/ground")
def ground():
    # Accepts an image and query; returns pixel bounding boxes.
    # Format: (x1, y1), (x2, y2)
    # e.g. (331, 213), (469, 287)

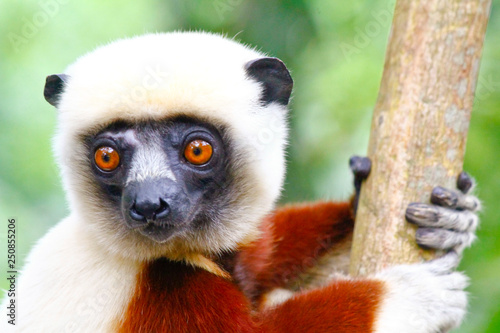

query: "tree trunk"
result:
(349, 0), (492, 277)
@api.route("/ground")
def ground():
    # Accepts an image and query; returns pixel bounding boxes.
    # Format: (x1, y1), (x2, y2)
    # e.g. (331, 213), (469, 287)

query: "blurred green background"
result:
(0, 0), (498, 331)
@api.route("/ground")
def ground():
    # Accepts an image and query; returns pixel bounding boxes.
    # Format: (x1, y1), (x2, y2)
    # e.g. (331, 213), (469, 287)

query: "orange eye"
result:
(94, 146), (120, 171)
(184, 140), (213, 165)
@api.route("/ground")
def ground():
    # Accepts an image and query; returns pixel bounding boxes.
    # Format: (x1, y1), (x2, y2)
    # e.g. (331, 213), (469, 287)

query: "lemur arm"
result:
(255, 250), (468, 333)
(258, 277), (384, 333)
(235, 200), (356, 302)
(234, 156), (370, 303)
(235, 171), (479, 333)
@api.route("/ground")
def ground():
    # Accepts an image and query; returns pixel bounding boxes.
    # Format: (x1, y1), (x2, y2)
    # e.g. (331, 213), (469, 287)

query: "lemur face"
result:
(85, 118), (233, 244)
(44, 32), (292, 260)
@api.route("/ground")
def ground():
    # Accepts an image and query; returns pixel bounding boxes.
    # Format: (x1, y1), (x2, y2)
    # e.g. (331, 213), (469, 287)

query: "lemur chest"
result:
(117, 258), (256, 332)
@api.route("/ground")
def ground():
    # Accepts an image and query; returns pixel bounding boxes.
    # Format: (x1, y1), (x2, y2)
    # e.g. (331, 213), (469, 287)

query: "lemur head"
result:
(44, 32), (292, 261)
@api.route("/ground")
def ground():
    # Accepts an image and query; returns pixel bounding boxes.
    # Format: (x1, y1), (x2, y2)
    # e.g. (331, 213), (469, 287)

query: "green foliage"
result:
(0, 1), (498, 331)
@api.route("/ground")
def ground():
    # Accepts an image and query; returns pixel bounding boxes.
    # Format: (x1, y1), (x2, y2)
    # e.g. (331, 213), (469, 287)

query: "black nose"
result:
(130, 198), (170, 222)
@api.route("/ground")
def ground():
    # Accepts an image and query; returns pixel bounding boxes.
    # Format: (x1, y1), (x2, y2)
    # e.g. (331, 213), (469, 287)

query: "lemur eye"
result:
(94, 146), (120, 171)
(184, 140), (213, 165)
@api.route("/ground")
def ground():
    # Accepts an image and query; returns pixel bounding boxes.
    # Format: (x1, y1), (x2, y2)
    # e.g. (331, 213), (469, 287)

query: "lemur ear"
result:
(44, 74), (70, 107)
(245, 57), (293, 106)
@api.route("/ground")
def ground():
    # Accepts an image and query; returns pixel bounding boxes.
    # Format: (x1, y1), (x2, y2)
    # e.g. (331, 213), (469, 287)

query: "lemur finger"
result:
(349, 155), (371, 181)
(416, 228), (475, 251)
(457, 171), (473, 194)
(437, 271), (469, 291)
(426, 250), (461, 274)
(349, 156), (371, 214)
(430, 187), (480, 212)
(406, 203), (478, 232)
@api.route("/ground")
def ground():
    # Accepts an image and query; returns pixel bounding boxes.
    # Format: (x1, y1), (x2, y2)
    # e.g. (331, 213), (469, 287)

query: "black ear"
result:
(245, 57), (293, 106)
(44, 74), (70, 107)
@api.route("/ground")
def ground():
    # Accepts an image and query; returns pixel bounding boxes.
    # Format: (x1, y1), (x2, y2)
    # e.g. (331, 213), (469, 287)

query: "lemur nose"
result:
(130, 198), (170, 222)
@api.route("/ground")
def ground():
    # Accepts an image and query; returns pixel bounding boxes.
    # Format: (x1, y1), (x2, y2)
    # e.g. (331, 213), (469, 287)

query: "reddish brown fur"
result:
(235, 201), (355, 301)
(260, 279), (385, 333)
(117, 259), (257, 333)
(118, 259), (383, 333)
(118, 201), (384, 332)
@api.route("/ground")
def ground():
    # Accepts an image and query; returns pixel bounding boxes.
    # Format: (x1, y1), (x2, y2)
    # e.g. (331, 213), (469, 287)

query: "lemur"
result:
(1, 32), (480, 333)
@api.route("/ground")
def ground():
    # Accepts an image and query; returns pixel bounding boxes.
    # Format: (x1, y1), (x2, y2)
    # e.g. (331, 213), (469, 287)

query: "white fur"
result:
(374, 253), (468, 333)
(52, 31), (288, 262)
(261, 288), (296, 309)
(126, 138), (176, 184)
(0, 215), (140, 332)
(457, 191), (481, 212)
(1, 32), (289, 331)
(56, 32), (287, 216)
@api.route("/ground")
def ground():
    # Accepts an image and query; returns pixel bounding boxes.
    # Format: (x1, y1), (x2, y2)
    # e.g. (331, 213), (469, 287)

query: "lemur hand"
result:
(374, 172), (480, 333)
(406, 171), (480, 254)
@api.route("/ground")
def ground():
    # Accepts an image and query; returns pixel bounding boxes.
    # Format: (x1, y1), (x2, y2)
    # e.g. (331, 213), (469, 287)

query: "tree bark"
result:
(349, 0), (492, 277)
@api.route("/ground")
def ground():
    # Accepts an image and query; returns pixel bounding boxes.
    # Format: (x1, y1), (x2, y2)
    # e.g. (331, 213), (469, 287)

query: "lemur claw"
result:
(457, 171), (473, 194)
